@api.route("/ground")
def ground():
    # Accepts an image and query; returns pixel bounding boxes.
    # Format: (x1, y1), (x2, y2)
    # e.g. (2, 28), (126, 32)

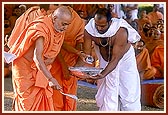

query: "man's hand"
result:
(49, 78), (62, 90)
(57, 53), (71, 80)
(77, 51), (95, 63)
(77, 51), (88, 62)
(88, 73), (105, 80)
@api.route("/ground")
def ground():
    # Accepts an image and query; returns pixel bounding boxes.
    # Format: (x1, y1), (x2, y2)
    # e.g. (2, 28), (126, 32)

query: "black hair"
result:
(95, 8), (112, 22)
(153, 4), (160, 7)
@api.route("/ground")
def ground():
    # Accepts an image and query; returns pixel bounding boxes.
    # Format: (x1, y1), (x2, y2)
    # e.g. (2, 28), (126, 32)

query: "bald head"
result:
(52, 6), (72, 32)
(52, 6), (72, 20)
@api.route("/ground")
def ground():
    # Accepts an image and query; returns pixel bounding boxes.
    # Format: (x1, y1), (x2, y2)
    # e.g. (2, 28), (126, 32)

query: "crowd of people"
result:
(3, 3), (164, 111)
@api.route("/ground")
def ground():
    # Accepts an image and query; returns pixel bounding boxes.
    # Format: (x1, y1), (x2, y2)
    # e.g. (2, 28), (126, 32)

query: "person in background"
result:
(140, 22), (152, 43)
(151, 44), (164, 79)
(145, 27), (164, 57)
(77, 10), (88, 24)
(125, 9), (138, 31)
(47, 4), (58, 15)
(73, 4), (105, 20)
(136, 10), (151, 34)
(147, 4), (163, 25)
(156, 19), (164, 41)
(19, 4), (27, 14)
(107, 4), (118, 18)
(4, 19), (12, 78)
(134, 40), (156, 80)
(4, 19), (12, 39)
(112, 4), (126, 19)
(123, 4), (138, 20)
(73, 4), (88, 19)
(159, 4), (164, 16)
(9, 6), (22, 30)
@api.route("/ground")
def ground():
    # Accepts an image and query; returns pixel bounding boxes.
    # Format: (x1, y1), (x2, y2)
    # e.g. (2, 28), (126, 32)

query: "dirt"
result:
(3, 77), (164, 112)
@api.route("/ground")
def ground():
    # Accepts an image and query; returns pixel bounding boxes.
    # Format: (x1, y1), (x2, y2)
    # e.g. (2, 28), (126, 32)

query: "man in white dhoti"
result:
(83, 8), (141, 111)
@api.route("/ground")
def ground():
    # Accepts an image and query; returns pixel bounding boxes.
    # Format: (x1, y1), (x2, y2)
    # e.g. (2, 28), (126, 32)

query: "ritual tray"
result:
(69, 67), (103, 77)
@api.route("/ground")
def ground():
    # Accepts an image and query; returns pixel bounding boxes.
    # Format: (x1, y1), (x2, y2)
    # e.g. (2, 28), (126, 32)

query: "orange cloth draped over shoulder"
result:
(145, 39), (164, 57)
(136, 48), (156, 80)
(9, 15), (64, 111)
(50, 7), (84, 111)
(151, 45), (164, 79)
(7, 6), (43, 48)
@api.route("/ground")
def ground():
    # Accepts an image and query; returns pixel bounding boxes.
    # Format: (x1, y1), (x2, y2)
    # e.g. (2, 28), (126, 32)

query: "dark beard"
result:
(98, 29), (108, 34)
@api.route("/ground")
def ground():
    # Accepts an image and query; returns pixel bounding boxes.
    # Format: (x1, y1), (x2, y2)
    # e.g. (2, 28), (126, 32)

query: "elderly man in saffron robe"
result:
(7, 6), (72, 111)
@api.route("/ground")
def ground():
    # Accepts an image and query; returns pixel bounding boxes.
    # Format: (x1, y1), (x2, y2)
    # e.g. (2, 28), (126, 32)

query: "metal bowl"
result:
(69, 67), (103, 78)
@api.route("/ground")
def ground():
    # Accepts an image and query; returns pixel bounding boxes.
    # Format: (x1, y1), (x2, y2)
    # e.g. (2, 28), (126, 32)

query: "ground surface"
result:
(3, 77), (164, 112)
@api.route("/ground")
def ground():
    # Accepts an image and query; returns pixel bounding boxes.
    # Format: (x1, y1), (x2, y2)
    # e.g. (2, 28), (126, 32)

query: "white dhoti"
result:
(85, 17), (141, 111)
(95, 45), (141, 111)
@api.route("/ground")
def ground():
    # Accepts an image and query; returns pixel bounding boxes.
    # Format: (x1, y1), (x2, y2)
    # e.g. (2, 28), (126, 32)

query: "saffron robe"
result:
(9, 16), (64, 111)
(151, 45), (164, 79)
(50, 7), (85, 111)
(136, 48), (156, 80)
(8, 6), (43, 48)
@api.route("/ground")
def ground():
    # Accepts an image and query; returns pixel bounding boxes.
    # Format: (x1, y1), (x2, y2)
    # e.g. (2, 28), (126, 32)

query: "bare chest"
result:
(91, 36), (116, 61)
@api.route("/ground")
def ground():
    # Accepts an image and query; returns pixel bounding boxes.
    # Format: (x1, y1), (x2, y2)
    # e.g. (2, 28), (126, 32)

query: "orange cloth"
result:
(73, 4), (105, 19)
(147, 11), (163, 24)
(136, 48), (156, 80)
(136, 17), (151, 34)
(151, 45), (164, 79)
(73, 4), (87, 19)
(160, 33), (164, 41)
(145, 39), (164, 57)
(7, 6), (43, 48)
(139, 32), (149, 43)
(86, 4), (105, 19)
(50, 7), (85, 111)
(10, 15), (64, 111)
